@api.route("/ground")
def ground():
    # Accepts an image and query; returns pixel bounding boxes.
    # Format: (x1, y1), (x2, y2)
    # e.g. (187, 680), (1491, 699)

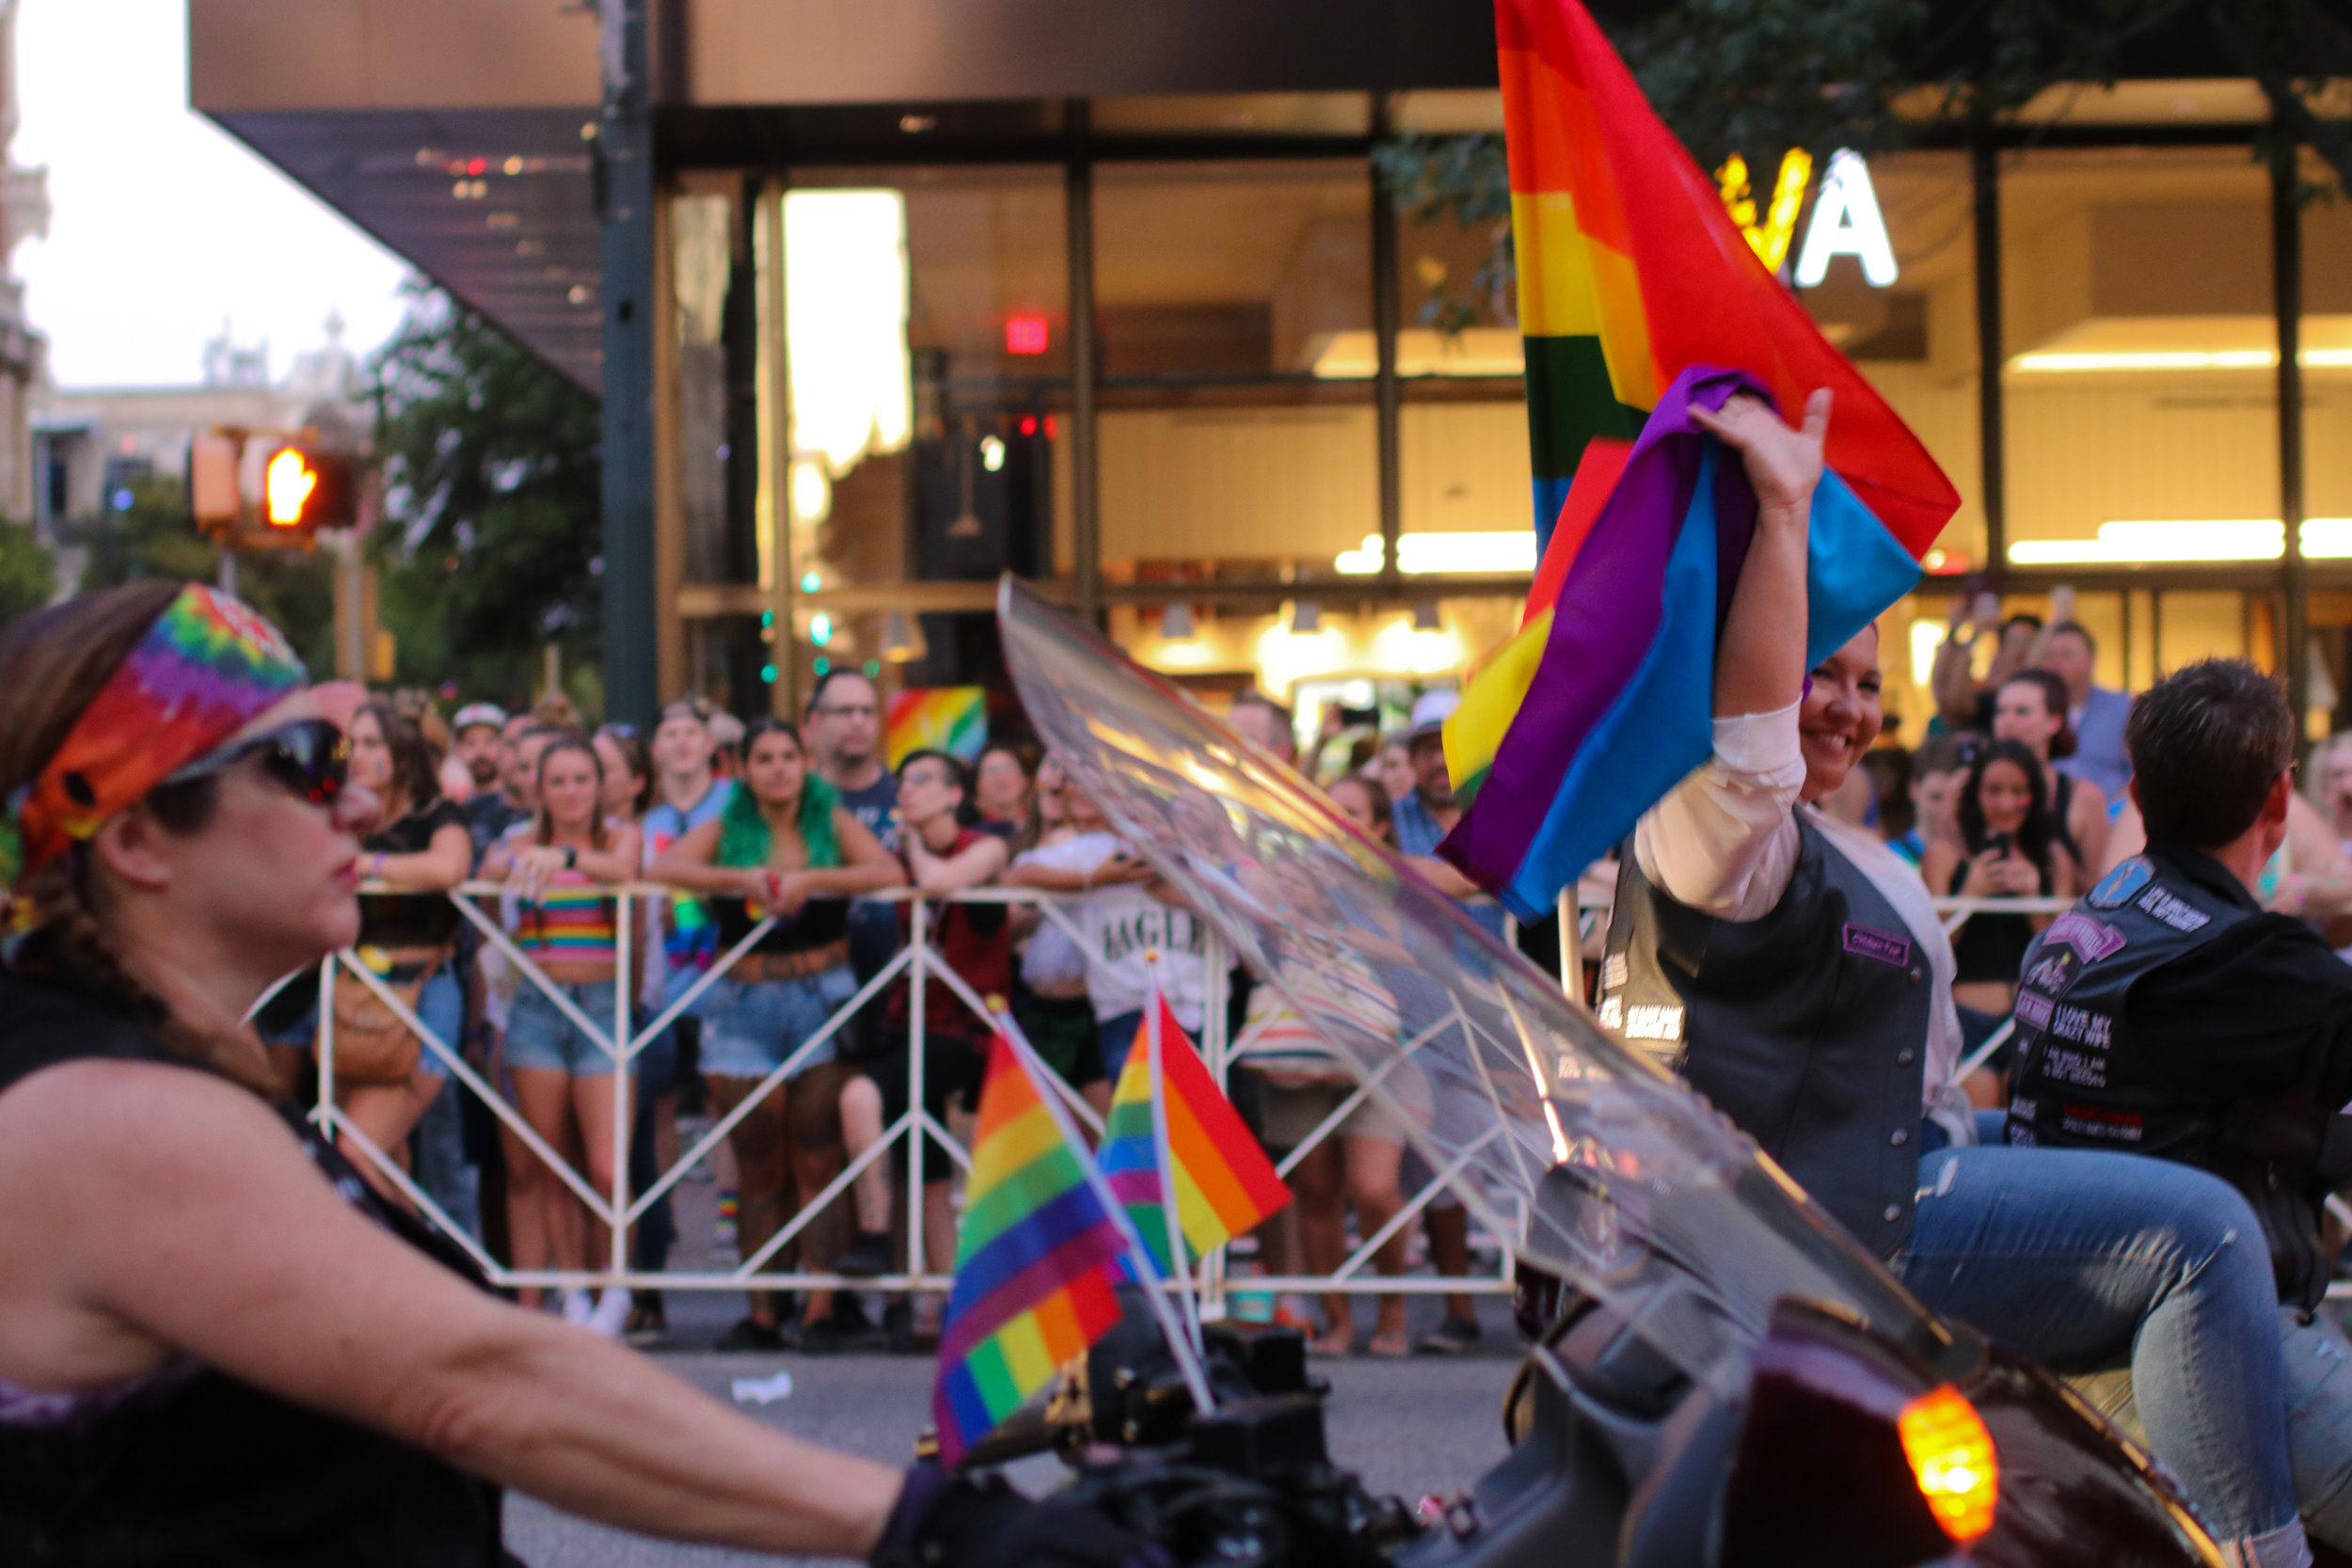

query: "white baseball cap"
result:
(451, 702), (507, 735)
(1405, 689), (1461, 741)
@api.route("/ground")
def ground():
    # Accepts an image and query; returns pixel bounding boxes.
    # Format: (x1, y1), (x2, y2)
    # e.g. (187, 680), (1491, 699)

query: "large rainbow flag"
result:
(1438, 0), (1959, 919)
(931, 1030), (1129, 1466)
(1097, 994), (1290, 1275)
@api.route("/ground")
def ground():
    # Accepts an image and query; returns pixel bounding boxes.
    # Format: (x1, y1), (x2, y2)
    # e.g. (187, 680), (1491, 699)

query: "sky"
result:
(13, 0), (412, 388)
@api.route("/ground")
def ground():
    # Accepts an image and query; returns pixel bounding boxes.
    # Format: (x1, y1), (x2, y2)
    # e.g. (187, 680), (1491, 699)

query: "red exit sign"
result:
(1004, 314), (1049, 355)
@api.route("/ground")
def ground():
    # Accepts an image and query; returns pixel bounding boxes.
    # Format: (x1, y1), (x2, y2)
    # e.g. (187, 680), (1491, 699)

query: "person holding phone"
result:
(1930, 591), (2043, 736)
(1920, 736), (2080, 1022)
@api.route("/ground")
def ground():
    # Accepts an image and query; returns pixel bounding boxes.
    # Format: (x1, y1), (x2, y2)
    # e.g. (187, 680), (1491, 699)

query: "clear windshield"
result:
(997, 578), (1945, 1401)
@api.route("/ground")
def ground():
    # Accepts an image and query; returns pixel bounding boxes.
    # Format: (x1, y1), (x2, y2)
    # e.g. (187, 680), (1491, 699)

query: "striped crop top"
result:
(515, 872), (618, 967)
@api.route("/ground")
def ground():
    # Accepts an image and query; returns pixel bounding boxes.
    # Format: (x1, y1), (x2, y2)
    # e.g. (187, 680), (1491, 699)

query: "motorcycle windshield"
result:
(998, 578), (1946, 1402)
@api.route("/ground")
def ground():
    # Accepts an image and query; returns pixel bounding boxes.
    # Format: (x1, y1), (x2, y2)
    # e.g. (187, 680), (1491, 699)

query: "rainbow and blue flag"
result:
(1097, 994), (1291, 1275)
(1438, 0), (1960, 919)
(931, 1029), (1129, 1466)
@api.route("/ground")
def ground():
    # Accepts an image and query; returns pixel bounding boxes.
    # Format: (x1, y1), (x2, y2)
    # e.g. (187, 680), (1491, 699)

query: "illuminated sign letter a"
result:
(1794, 150), (1899, 289)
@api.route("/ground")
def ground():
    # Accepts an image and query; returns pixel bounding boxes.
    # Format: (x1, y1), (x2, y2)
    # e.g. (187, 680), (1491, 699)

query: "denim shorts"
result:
(411, 968), (465, 1081)
(695, 965), (856, 1080)
(502, 979), (619, 1077)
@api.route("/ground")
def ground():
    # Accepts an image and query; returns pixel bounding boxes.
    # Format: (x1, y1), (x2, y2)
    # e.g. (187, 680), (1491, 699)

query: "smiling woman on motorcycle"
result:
(1600, 392), (2316, 1568)
(0, 582), (1152, 1568)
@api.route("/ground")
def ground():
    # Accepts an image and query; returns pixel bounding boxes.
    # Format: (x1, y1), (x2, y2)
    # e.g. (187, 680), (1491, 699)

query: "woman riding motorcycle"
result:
(1600, 387), (2316, 1568)
(0, 581), (1155, 1568)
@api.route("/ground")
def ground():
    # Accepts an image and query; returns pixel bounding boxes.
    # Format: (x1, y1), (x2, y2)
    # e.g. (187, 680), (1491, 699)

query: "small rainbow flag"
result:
(885, 685), (987, 769)
(932, 1029), (1129, 1466)
(1437, 0), (1958, 919)
(1098, 994), (1291, 1275)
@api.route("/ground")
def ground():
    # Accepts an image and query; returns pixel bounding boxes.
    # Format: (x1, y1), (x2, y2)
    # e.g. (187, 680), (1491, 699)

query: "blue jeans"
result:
(1897, 1142), (2299, 1548)
(405, 970), (480, 1239)
(695, 967), (855, 1080)
(2283, 1306), (2352, 1547)
(1097, 1010), (1142, 1084)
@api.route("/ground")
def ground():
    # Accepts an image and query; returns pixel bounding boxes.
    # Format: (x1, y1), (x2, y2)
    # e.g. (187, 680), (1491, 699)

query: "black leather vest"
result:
(1602, 816), (1932, 1259)
(0, 973), (516, 1567)
(2005, 851), (2333, 1307)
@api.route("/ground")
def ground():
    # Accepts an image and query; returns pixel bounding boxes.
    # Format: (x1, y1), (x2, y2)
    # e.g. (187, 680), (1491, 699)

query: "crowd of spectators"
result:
(1835, 595), (2352, 1109)
(268, 671), (1502, 1360)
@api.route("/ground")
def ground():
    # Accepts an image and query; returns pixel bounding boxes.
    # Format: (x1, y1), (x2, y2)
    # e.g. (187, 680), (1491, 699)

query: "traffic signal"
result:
(259, 444), (357, 539)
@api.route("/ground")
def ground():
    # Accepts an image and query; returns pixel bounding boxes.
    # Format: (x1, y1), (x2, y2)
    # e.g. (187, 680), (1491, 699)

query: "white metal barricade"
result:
(312, 880), (1516, 1308)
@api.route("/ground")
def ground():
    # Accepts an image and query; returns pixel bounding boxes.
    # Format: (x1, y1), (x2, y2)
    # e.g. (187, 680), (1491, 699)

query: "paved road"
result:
(505, 1340), (1519, 1566)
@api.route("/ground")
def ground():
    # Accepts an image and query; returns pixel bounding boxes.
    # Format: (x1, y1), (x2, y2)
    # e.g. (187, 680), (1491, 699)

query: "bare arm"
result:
(567, 823), (641, 885)
(2068, 777), (2110, 874)
(789, 808), (904, 897)
(648, 818), (760, 897)
(0, 1061), (900, 1556)
(1407, 854), (1485, 900)
(1931, 627), (1981, 727)
(1694, 388), (1827, 721)
(367, 822), (472, 890)
(906, 831), (1009, 895)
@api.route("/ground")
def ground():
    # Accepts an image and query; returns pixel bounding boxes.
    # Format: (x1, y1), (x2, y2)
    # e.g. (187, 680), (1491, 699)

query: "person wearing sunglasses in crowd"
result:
(0, 581), (1157, 1568)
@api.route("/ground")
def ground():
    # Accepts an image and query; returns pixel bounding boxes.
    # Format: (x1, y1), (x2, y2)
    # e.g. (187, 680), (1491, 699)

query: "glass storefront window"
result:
(1999, 146), (2279, 578)
(772, 165), (1071, 693)
(1793, 150), (1982, 578)
(1091, 160), (1375, 580)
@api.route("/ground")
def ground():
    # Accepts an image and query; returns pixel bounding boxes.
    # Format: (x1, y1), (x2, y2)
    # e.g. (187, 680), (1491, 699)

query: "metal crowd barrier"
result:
(312, 880), (1516, 1310)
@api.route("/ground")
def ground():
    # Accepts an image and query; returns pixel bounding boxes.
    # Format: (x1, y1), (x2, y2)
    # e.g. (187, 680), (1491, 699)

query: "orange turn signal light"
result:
(1899, 1384), (1998, 1544)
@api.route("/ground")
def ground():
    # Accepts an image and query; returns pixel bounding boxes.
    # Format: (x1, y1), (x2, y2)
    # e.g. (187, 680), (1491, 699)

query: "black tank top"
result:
(0, 971), (517, 1566)
(1947, 854), (2053, 986)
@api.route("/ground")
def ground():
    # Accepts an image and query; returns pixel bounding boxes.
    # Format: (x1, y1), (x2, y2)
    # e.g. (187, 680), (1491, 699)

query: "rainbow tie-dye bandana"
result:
(1, 585), (306, 899)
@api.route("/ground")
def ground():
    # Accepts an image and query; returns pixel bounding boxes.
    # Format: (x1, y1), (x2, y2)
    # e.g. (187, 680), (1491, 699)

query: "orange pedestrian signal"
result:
(253, 444), (357, 540)
(265, 448), (319, 528)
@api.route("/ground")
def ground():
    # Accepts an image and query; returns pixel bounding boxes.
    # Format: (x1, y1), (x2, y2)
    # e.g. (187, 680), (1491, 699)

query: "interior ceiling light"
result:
(2008, 517), (2352, 565)
(1334, 531), (1537, 575)
(2008, 314), (2352, 373)
(784, 190), (913, 480)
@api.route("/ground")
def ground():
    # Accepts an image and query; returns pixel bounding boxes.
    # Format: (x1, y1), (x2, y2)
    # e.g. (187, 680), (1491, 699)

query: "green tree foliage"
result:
(69, 477), (335, 672)
(0, 517), (55, 633)
(369, 280), (602, 710)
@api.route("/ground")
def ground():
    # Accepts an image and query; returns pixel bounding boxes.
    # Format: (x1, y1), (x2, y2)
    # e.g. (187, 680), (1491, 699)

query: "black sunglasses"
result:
(162, 718), (350, 809)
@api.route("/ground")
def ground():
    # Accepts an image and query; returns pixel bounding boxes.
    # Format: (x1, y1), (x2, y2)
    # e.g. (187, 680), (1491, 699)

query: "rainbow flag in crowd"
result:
(1098, 995), (1291, 1275)
(884, 686), (987, 769)
(1438, 0), (1959, 919)
(932, 1030), (1128, 1466)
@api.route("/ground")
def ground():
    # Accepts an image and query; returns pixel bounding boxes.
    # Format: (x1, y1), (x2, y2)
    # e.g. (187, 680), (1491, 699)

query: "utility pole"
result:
(2273, 131), (2310, 733)
(597, 0), (658, 726)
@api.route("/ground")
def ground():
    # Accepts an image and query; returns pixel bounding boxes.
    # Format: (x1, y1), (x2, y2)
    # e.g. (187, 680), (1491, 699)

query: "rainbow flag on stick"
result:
(1438, 0), (1959, 919)
(1098, 990), (1291, 1278)
(931, 1029), (1130, 1466)
(933, 1020), (1219, 1465)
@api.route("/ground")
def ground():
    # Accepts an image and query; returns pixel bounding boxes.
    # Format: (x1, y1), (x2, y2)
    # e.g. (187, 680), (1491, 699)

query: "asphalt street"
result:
(504, 1311), (1520, 1567)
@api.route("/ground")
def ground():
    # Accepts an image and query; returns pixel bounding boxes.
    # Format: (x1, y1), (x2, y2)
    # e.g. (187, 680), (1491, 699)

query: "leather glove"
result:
(871, 1464), (1170, 1568)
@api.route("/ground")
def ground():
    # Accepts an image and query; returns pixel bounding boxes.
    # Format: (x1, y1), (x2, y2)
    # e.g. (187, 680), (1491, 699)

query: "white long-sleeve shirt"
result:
(1632, 702), (1977, 1147)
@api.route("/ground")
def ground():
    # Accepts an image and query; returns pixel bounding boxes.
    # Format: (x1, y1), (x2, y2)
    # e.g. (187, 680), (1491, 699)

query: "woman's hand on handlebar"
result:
(1690, 388), (1830, 520)
(873, 1467), (1167, 1568)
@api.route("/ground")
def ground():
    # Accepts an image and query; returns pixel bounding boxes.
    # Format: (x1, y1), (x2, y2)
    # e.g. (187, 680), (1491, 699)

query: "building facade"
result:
(187, 0), (2352, 745)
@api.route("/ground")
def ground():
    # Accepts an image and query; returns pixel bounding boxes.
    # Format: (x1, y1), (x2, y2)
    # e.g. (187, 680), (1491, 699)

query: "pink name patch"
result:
(1842, 924), (1912, 968)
